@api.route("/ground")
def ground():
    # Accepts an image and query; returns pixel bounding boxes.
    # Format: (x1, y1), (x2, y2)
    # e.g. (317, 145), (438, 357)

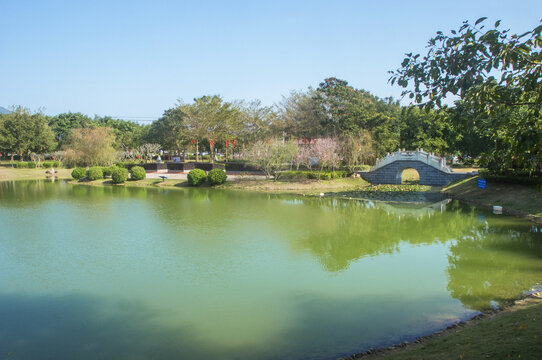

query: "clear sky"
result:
(0, 0), (539, 121)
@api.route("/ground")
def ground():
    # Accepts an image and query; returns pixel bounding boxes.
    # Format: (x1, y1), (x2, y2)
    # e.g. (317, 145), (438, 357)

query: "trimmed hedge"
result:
(27, 162), (37, 168)
(14, 162), (28, 168)
(111, 167), (129, 184)
(71, 167), (86, 180)
(207, 169), (227, 185)
(130, 166), (146, 180)
(277, 170), (348, 181)
(102, 166), (117, 177)
(187, 169), (207, 186)
(42, 161), (60, 168)
(87, 166), (104, 181)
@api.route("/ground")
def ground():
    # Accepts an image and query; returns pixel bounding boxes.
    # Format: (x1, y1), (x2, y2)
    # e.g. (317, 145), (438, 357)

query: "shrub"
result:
(42, 160), (61, 168)
(318, 172), (332, 180)
(71, 167), (86, 180)
(102, 166), (117, 177)
(187, 169), (207, 186)
(27, 162), (37, 168)
(307, 172), (318, 179)
(479, 169), (542, 186)
(87, 166), (104, 181)
(111, 167), (129, 184)
(330, 171), (348, 179)
(130, 166), (146, 181)
(15, 162), (28, 168)
(207, 169), (227, 185)
(116, 161), (125, 168)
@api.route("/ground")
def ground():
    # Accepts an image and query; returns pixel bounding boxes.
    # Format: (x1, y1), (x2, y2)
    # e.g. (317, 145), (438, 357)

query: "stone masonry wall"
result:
(359, 160), (471, 186)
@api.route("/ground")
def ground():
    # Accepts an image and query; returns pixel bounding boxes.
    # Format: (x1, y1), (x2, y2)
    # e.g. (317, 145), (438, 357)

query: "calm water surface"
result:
(1, 180), (541, 359)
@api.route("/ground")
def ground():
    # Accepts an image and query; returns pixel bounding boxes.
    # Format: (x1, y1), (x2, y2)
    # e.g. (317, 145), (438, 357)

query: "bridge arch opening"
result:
(397, 167), (420, 185)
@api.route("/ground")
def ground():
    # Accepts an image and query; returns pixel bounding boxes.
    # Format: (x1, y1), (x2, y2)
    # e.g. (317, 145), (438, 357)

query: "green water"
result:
(1, 180), (541, 360)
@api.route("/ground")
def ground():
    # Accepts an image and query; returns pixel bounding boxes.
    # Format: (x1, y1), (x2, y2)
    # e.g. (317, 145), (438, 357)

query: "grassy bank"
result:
(442, 176), (542, 222)
(347, 296), (542, 360)
(0, 166), (72, 180)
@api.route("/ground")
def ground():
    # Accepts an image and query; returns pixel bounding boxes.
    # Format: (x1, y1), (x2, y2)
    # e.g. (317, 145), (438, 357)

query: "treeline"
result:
(2, 77), (465, 163)
(0, 73), (536, 172)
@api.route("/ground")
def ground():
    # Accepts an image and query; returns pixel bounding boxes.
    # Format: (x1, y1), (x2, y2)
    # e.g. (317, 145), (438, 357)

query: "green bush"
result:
(277, 170), (348, 181)
(27, 162), (37, 168)
(130, 166), (146, 181)
(15, 162), (28, 168)
(318, 172), (332, 180)
(479, 169), (542, 186)
(71, 167), (86, 180)
(330, 171), (348, 179)
(87, 166), (104, 181)
(42, 161), (60, 168)
(207, 169), (227, 185)
(187, 168), (207, 186)
(102, 166), (117, 177)
(111, 167), (129, 184)
(116, 161), (125, 168)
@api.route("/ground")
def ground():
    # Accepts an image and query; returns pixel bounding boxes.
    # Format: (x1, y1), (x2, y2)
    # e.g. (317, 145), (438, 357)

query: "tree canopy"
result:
(390, 18), (542, 172)
(0, 107), (55, 159)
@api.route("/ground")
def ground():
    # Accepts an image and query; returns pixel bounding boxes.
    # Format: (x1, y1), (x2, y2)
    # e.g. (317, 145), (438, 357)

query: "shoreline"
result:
(341, 291), (542, 359)
(1, 167), (541, 224)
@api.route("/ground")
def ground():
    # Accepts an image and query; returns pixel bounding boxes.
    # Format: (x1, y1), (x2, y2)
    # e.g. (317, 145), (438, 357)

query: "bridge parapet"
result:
(372, 149), (453, 173)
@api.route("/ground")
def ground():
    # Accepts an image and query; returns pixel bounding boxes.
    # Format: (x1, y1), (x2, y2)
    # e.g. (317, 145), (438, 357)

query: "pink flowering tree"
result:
(311, 138), (342, 175)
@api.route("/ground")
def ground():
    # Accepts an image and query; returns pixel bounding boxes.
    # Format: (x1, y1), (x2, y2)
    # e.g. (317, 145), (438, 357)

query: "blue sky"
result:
(0, 0), (539, 121)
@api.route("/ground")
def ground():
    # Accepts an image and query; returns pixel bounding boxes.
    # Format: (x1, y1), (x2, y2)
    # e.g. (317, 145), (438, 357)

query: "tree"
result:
(0, 107), (55, 161)
(342, 130), (375, 172)
(313, 77), (401, 156)
(398, 107), (452, 155)
(275, 90), (324, 139)
(63, 127), (116, 166)
(137, 143), (161, 163)
(311, 138), (342, 175)
(245, 139), (298, 179)
(237, 99), (275, 142)
(176, 95), (242, 163)
(47, 112), (93, 147)
(147, 109), (188, 155)
(94, 116), (149, 150)
(390, 18), (542, 172)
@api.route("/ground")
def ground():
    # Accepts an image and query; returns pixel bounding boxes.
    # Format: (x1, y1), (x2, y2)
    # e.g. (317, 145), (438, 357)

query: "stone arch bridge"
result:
(359, 150), (475, 186)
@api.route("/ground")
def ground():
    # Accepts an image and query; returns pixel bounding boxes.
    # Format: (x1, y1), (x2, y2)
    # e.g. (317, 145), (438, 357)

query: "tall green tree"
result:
(94, 116), (149, 150)
(47, 112), (93, 147)
(390, 18), (542, 172)
(0, 107), (55, 160)
(275, 89), (324, 140)
(177, 95), (242, 162)
(147, 108), (188, 154)
(399, 106), (453, 155)
(313, 77), (401, 156)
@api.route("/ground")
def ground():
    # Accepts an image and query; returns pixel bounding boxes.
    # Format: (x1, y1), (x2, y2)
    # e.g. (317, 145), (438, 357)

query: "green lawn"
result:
(355, 299), (542, 360)
(443, 176), (542, 219)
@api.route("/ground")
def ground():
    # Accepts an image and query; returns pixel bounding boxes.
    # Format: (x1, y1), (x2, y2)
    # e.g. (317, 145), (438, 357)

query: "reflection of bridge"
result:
(359, 149), (476, 186)
(375, 198), (452, 218)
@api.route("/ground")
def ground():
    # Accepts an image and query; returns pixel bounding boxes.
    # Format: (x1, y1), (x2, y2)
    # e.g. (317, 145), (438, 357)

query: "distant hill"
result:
(0, 106), (11, 114)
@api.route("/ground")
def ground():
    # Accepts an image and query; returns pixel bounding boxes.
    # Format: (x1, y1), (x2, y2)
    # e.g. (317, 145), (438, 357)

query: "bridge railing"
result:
(371, 149), (453, 173)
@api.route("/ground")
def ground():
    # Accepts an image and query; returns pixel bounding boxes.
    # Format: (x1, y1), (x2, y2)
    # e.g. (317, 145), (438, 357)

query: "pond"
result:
(1, 180), (541, 360)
